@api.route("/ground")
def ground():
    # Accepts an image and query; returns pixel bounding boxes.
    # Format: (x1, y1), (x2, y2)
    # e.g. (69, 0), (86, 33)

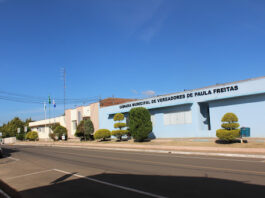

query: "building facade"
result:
(29, 116), (66, 140)
(99, 77), (265, 138)
(29, 102), (100, 140)
(65, 102), (99, 139)
(29, 98), (135, 140)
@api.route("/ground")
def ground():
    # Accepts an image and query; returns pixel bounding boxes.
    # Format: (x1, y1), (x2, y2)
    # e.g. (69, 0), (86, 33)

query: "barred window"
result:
(164, 110), (192, 125)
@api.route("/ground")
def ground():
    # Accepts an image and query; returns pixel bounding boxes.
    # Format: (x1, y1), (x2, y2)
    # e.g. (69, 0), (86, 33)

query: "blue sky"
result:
(0, 0), (265, 124)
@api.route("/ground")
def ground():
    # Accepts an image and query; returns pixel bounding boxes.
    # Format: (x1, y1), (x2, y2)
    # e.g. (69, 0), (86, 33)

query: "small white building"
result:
(29, 116), (66, 140)
(29, 102), (100, 140)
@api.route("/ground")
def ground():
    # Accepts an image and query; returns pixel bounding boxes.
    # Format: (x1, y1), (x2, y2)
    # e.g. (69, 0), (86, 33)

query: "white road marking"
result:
(7, 157), (19, 161)
(53, 169), (167, 198)
(0, 189), (11, 198)
(5, 169), (54, 180)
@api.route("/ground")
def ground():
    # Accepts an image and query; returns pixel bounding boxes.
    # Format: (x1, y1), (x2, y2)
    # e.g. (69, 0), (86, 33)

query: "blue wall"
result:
(99, 77), (265, 138)
(209, 93), (265, 137)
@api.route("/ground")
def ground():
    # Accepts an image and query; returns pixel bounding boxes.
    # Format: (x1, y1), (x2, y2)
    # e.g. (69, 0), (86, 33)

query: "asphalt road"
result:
(0, 145), (265, 198)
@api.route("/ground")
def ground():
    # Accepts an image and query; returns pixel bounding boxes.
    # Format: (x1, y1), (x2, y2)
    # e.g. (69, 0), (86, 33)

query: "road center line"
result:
(5, 169), (54, 180)
(53, 169), (167, 198)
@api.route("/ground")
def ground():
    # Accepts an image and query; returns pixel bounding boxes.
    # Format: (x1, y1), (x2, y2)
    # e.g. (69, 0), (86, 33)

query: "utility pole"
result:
(60, 68), (67, 134)
(48, 96), (51, 135)
(63, 68), (66, 114)
(44, 101), (46, 133)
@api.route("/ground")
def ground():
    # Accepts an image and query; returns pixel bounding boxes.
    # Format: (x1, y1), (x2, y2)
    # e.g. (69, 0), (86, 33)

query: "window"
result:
(37, 127), (44, 132)
(164, 110), (192, 125)
(77, 111), (82, 123)
(72, 120), (77, 134)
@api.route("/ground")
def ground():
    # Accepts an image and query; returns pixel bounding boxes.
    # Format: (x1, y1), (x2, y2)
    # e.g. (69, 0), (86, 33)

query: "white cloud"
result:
(131, 89), (139, 95)
(142, 90), (156, 97)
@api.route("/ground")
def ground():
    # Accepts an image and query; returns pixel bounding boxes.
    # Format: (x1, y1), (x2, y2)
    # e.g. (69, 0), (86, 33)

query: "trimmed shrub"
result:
(112, 113), (127, 141)
(94, 129), (111, 141)
(222, 113), (238, 122)
(114, 123), (126, 129)
(75, 119), (94, 140)
(26, 131), (38, 141)
(128, 107), (152, 142)
(111, 130), (129, 140)
(53, 125), (67, 140)
(216, 129), (240, 141)
(216, 113), (240, 142)
(114, 113), (124, 121)
(221, 123), (240, 130)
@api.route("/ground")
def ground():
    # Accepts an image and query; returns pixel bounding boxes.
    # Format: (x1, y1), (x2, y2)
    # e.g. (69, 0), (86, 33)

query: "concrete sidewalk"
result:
(13, 140), (265, 159)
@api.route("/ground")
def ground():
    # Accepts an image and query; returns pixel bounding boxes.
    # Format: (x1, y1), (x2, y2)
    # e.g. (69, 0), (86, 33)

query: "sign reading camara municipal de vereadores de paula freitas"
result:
(120, 85), (239, 109)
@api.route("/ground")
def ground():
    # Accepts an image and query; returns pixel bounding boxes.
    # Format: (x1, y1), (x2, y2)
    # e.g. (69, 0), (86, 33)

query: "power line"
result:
(0, 91), (99, 105)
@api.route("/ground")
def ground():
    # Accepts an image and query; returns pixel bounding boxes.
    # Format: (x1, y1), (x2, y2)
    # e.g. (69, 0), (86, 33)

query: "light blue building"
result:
(99, 76), (265, 138)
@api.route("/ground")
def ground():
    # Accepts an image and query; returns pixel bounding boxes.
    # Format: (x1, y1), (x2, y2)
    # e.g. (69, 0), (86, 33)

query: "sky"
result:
(0, 0), (265, 124)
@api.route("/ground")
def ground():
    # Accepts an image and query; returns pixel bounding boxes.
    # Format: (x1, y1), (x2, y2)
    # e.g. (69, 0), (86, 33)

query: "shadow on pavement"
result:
(0, 179), (21, 198)
(19, 173), (265, 198)
(0, 146), (19, 158)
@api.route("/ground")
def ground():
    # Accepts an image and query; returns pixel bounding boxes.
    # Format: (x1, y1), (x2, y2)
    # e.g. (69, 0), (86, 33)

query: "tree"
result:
(75, 119), (94, 140)
(53, 125), (67, 140)
(50, 123), (60, 132)
(128, 107), (152, 142)
(0, 117), (32, 140)
(216, 113), (240, 142)
(111, 113), (128, 141)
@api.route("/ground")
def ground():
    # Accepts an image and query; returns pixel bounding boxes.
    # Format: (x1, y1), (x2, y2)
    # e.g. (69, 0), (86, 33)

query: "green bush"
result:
(114, 113), (124, 121)
(216, 113), (240, 141)
(114, 123), (126, 129)
(216, 129), (240, 141)
(49, 132), (57, 141)
(75, 119), (94, 140)
(94, 129), (111, 141)
(26, 131), (38, 141)
(53, 125), (67, 140)
(112, 113), (128, 141)
(221, 113), (238, 122)
(128, 107), (152, 142)
(111, 130), (128, 140)
(221, 123), (240, 130)
(50, 123), (60, 131)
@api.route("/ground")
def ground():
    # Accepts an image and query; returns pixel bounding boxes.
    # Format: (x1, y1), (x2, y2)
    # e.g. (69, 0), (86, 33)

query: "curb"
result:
(15, 143), (265, 159)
